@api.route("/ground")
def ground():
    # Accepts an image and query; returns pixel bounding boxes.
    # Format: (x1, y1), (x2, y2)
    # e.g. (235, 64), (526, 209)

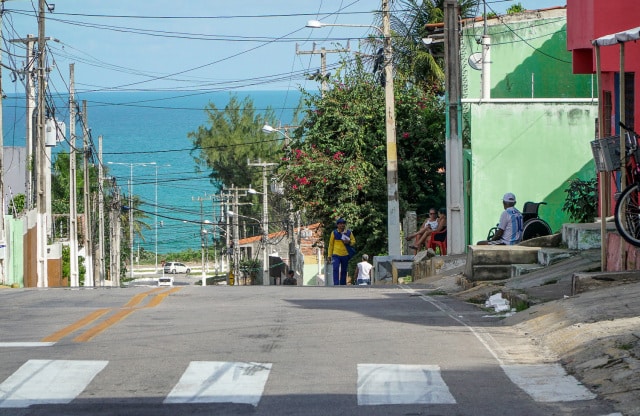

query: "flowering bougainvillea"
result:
(278, 57), (445, 257)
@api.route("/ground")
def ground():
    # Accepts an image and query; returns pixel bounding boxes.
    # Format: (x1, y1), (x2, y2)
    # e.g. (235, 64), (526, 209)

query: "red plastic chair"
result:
(427, 230), (447, 255)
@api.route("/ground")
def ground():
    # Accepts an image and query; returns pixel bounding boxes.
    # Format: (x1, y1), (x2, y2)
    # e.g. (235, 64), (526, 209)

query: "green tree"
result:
(189, 95), (284, 190)
(8, 193), (25, 216)
(506, 3), (525, 14)
(282, 57), (445, 258)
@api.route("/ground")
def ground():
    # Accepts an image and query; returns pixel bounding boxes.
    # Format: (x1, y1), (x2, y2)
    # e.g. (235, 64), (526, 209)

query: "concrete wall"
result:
(467, 101), (598, 244)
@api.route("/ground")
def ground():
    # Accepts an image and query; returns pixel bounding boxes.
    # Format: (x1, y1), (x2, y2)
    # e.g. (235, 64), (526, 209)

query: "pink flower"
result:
(402, 132), (410, 139)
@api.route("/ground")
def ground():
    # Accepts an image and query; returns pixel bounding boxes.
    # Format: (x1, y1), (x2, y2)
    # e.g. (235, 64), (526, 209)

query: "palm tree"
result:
(378, 0), (481, 90)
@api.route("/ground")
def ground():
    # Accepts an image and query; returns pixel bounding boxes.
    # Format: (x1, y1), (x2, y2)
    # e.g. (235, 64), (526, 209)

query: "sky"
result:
(0, 0), (566, 95)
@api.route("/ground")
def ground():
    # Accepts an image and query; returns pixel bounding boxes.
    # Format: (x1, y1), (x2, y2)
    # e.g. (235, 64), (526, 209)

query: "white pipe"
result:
(481, 35), (491, 99)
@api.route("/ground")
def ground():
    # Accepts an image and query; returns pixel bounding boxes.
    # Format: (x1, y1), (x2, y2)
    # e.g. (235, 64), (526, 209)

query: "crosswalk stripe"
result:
(0, 360), (108, 408)
(0, 360), (601, 409)
(164, 361), (272, 406)
(501, 363), (597, 402)
(0, 342), (55, 348)
(357, 364), (456, 406)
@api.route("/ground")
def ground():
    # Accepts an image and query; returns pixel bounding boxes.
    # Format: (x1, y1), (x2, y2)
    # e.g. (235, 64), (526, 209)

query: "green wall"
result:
(468, 102), (598, 243)
(462, 13), (594, 99)
(7, 216), (24, 287)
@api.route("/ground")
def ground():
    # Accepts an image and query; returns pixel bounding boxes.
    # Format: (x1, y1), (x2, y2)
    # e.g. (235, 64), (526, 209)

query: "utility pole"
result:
(382, 0), (401, 256)
(444, 0), (466, 254)
(192, 194), (213, 287)
(9, 34), (37, 210)
(296, 42), (350, 96)
(81, 100), (94, 286)
(248, 159), (277, 286)
(0, 1), (5, 284)
(36, 0), (48, 287)
(68, 63), (79, 287)
(109, 181), (121, 286)
(97, 135), (105, 286)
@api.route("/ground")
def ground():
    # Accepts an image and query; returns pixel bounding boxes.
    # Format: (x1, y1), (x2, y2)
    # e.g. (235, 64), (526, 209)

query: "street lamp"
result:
(306, 7), (401, 255)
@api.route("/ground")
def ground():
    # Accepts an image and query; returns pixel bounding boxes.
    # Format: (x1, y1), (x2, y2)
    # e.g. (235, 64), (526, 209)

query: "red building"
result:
(567, 0), (640, 136)
(566, 0), (640, 271)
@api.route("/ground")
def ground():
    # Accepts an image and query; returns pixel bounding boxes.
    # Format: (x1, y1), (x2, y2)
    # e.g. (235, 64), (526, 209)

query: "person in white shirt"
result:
(478, 192), (523, 245)
(355, 254), (373, 285)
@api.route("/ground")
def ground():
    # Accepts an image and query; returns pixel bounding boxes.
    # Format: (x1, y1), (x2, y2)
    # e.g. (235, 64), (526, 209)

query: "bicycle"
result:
(613, 122), (640, 247)
(486, 201), (552, 241)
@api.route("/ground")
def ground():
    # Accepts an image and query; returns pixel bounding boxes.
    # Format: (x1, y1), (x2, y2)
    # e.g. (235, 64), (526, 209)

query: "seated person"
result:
(283, 270), (297, 285)
(406, 208), (439, 251)
(477, 193), (523, 245)
(415, 208), (447, 252)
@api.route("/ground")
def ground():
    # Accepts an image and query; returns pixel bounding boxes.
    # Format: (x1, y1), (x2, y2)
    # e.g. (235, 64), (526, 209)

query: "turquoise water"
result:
(3, 90), (302, 254)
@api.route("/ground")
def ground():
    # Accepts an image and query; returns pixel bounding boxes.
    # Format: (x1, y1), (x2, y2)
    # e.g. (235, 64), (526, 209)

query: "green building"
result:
(461, 7), (597, 244)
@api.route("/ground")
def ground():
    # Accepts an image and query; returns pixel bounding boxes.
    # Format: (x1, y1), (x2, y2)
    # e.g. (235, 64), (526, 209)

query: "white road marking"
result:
(0, 342), (55, 347)
(502, 363), (597, 402)
(357, 363), (456, 406)
(0, 359), (108, 408)
(164, 361), (272, 406)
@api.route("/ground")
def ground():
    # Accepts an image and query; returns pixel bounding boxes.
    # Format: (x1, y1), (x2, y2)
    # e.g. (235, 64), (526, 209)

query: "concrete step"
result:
(465, 245), (539, 281)
(472, 265), (514, 281)
(468, 245), (540, 265)
(538, 248), (579, 266)
(562, 222), (616, 250)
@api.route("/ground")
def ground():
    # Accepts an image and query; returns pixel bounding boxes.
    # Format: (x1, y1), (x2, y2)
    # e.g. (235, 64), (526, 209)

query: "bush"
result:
(562, 178), (598, 223)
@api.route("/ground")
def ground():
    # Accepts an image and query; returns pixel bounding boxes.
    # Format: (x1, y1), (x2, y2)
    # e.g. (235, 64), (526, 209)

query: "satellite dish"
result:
(468, 52), (483, 71)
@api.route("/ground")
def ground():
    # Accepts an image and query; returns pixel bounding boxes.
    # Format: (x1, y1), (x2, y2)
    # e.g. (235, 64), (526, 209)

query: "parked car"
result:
(163, 262), (190, 274)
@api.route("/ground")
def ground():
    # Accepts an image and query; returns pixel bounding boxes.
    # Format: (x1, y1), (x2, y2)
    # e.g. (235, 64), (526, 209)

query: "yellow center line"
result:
(73, 287), (182, 342)
(73, 309), (136, 343)
(41, 308), (111, 342)
(145, 287), (182, 308)
(123, 287), (164, 308)
(40, 287), (180, 344)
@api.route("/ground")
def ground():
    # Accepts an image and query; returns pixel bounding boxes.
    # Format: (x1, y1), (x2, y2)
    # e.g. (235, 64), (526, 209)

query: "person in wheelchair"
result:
(477, 193), (523, 245)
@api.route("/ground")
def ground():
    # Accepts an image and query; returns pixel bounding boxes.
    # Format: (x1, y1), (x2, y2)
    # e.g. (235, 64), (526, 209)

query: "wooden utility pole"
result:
(296, 42), (350, 96)
(444, 0), (466, 254)
(82, 100), (94, 286)
(69, 63), (80, 287)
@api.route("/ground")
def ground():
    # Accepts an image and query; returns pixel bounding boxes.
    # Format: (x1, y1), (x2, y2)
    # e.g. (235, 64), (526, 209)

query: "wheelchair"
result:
(487, 201), (552, 241)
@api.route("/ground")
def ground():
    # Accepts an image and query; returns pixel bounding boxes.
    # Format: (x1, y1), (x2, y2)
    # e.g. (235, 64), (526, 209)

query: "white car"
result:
(163, 262), (190, 274)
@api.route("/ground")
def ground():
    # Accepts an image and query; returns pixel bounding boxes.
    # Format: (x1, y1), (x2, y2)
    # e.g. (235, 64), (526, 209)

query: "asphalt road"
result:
(0, 284), (619, 416)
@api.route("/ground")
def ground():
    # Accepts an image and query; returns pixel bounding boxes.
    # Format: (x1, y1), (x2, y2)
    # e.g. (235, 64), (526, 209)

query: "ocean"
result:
(2, 89), (302, 255)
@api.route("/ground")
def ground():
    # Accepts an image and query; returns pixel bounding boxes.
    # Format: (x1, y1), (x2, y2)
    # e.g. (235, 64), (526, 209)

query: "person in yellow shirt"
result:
(327, 218), (356, 285)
